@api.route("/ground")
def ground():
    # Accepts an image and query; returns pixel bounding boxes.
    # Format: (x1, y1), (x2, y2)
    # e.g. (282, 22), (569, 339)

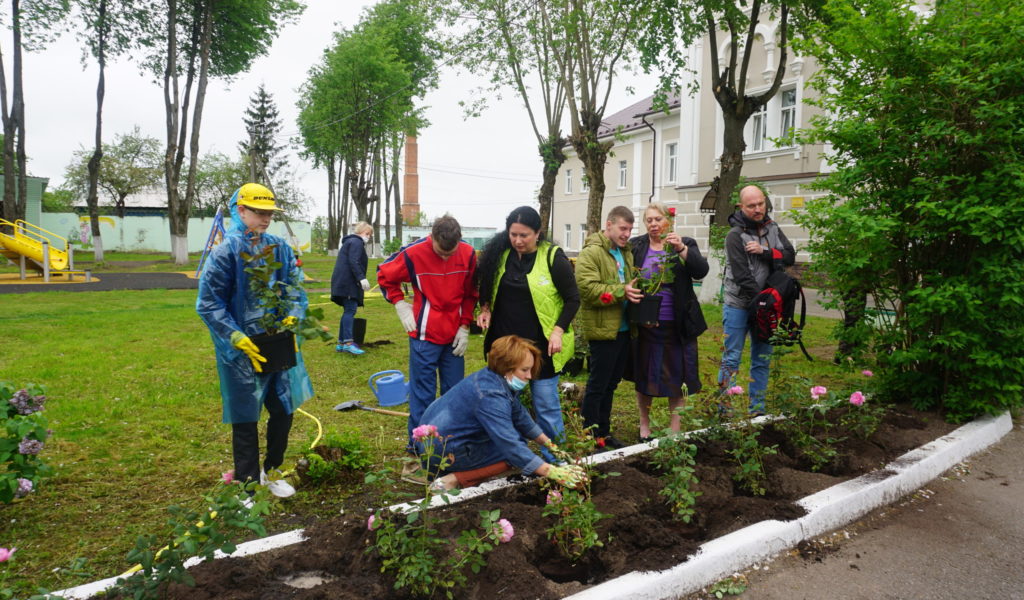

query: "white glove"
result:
(394, 301), (417, 332)
(360, 278), (371, 291)
(452, 326), (470, 357)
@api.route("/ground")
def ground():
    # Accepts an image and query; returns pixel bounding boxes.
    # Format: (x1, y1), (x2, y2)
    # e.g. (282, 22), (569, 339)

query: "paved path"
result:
(701, 417), (1024, 600)
(0, 272), (198, 294)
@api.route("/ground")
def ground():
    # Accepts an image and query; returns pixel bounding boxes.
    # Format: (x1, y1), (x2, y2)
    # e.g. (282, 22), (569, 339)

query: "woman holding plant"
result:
(196, 183), (315, 499)
(627, 203), (709, 440)
(415, 335), (586, 491)
(475, 206), (579, 462)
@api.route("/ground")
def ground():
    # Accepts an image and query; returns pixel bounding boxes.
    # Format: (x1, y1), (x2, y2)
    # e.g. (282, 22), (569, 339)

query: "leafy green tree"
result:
(191, 151), (249, 217)
(629, 0), (817, 225)
(42, 187), (74, 213)
(431, 0), (567, 236)
(794, 0), (1024, 419)
(73, 0), (150, 261)
(140, 0), (304, 264)
(538, 0), (643, 234)
(63, 127), (163, 219)
(297, 20), (414, 249)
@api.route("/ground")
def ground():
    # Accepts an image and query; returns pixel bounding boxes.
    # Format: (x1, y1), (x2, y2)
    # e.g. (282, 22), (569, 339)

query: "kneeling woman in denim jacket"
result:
(415, 335), (586, 491)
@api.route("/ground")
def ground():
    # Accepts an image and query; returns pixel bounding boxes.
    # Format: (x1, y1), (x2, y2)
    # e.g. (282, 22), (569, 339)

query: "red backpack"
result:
(749, 261), (812, 360)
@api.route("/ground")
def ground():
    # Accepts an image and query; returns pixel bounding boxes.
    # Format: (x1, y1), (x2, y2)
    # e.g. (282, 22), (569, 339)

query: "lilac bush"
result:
(1, 382), (53, 504)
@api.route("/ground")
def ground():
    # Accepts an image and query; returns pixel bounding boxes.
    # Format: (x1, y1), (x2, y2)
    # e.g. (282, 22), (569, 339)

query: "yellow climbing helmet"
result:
(236, 183), (281, 211)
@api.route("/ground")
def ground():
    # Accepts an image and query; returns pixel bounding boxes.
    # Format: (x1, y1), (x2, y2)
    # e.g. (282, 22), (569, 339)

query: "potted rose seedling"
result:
(242, 244), (331, 372)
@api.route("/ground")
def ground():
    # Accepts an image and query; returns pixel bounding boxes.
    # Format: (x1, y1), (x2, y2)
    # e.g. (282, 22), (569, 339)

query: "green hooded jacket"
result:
(575, 231), (636, 341)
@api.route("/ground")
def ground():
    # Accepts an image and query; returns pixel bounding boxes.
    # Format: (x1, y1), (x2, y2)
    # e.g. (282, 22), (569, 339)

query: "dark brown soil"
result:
(149, 405), (954, 600)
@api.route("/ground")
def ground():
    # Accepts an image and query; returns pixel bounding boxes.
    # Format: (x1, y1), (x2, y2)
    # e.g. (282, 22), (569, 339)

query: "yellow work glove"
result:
(230, 331), (266, 373)
(546, 464), (587, 488)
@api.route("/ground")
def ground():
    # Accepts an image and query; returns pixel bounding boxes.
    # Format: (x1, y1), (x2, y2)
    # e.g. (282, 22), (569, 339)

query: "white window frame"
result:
(779, 88), (797, 146)
(564, 223), (572, 248)
(618, 160), (628, 189)
(750, 103), (768, 152)
(581, 172), (590, 193)
(665, 143), (678, 184)
(579, 224), (587, 248)
(565, 169), (573, 194)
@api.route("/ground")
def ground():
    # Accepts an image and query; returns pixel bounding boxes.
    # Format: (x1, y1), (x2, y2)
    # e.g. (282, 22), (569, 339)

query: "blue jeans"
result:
(408, 337), (464, 447)
(337, 298), (359, 343)
(718, 304), (773, 411)
(528, 376), (562, 463)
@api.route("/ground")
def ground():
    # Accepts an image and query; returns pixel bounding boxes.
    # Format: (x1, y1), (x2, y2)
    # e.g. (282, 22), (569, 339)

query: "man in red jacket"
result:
(377, 215), (478, 457)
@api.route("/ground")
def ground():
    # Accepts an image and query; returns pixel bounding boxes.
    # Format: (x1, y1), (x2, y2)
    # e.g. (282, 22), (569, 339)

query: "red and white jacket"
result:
(377, 236), (478, 345)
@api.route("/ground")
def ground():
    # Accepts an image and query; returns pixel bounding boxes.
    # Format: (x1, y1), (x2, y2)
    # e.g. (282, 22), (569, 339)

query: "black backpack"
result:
(749, 267), (812, 360)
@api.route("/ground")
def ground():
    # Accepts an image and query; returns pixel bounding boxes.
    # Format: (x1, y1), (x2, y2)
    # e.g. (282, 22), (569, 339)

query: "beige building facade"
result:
(552, 19), (828, 262)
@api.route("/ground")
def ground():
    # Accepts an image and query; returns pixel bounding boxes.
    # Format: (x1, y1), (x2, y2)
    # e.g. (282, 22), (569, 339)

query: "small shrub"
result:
(0, 382), (53, 504)
(301, 429), (373, 483)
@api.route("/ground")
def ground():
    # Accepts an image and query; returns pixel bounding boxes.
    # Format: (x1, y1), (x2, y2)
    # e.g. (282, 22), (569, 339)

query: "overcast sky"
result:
(8, 0), (659, 230)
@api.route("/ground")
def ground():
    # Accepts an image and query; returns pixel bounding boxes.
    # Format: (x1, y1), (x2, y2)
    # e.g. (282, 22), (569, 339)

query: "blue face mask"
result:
(507, 375), (528, 392)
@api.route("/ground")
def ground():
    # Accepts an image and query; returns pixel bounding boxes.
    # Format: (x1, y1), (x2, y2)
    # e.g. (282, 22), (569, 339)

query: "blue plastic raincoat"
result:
(196, 193), (314, 424)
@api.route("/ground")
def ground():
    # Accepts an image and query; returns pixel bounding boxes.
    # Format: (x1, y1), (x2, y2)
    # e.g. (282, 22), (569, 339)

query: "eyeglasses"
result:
(242, 206), (275, 217)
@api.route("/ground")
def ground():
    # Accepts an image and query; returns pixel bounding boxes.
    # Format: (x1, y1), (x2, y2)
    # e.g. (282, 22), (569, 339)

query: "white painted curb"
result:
(563, 411), (1012, 600)
(54, 412), (1011, 600)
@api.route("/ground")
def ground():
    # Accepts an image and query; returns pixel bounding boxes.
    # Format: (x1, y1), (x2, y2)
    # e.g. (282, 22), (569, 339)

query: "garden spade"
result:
(333, 400), (409, 417)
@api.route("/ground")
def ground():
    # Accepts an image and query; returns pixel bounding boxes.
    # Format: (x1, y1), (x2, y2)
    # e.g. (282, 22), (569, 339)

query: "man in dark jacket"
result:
(718, 185), (795, 414)
(330, 222), (372, 354)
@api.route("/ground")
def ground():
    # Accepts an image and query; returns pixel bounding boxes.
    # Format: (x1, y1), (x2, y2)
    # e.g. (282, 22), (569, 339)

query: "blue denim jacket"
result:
(417, 368), (545, 475)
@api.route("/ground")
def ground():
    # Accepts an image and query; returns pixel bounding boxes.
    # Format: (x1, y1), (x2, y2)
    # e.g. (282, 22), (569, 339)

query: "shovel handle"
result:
(363, 406), (409, 417)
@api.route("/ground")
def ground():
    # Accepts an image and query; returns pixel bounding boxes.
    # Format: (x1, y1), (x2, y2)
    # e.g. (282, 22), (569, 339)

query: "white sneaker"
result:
(260, 470), (296, 498)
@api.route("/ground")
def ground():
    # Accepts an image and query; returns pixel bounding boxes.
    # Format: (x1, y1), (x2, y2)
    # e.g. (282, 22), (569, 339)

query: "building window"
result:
(666, 143), (678, 183)
(564, 223), (572, 248)
(579, 223), (587, 248)
(751, 103), (768, 152)
(779, 88), (797, 144)
(581, 173), (590, 193)
(618, 160), (628, 189)
(565, 169), (573, 194)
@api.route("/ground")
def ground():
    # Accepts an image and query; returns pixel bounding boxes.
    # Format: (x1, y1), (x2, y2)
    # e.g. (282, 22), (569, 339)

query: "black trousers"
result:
(231, 386), (294, 487)
(582, 330), (631, 438)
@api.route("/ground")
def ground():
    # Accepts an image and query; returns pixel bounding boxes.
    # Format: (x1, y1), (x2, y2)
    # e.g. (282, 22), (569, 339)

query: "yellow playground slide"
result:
(0, 218), (71, 273)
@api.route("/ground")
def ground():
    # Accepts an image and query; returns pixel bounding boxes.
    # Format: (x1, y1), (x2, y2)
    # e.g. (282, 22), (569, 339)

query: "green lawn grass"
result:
(0, 253), (861, 593)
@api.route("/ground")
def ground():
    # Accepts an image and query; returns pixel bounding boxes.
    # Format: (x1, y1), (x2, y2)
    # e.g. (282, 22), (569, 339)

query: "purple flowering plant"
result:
(1, 382), (53, 504)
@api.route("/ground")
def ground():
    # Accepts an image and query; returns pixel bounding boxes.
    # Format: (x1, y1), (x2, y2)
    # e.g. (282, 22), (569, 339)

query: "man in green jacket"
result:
(575, 206), (642, 449)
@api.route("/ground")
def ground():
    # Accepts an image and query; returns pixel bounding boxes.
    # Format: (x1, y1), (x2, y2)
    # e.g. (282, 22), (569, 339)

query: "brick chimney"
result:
(402, 135), (420, 224)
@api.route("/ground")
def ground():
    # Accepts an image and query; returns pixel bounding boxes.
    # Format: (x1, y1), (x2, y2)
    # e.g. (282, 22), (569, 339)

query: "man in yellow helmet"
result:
(196, 183), (313, 498)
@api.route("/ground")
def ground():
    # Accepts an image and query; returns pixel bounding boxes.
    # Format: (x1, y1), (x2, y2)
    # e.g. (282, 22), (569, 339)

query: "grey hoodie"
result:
(722, 211), (795, 309)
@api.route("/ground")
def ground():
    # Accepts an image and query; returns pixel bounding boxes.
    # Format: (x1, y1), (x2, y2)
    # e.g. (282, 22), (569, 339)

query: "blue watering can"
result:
(368, 370), (409, 407)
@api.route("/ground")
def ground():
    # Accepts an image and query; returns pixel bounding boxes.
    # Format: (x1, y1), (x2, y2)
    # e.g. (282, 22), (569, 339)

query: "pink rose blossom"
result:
(849, 391), (865, 406)
(0, 547), (15, 562)
(727, 385), (744, 396)
(497, 518), (514, 543)
(367, 514), (376, 531)
(546, 489), (563, 505)
(862, 370), (874, 377)
(412, 424), (439, 442)
(810, 385), (827, 400)
(222, 470), (235, 484)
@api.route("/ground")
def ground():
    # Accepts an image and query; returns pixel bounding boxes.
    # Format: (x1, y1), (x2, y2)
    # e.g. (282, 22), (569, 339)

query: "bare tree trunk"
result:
(571, 110), (613, 234)
(537, 135), (566, 239)
(326, 155), (337, 250)
(86, 0), (108, 262)
(0, 36), (15, 224)
(12, 0), (27, 223)
(178, 1), (214, 264)
(713, 113), (748, 226)
(163, 0), (182, 261)
(340, 160), (350, 247)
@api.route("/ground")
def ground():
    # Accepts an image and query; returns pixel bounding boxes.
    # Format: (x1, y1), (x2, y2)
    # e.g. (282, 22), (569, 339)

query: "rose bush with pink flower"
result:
(412, 424), (439, 442)
(0, 547), (14, 562)
(1, 381), (53, 504)
(849, 391), (865, 406)
(496, 518), (514, 543)
(727, 385), (745, 396)
(810, 385), (828, 401)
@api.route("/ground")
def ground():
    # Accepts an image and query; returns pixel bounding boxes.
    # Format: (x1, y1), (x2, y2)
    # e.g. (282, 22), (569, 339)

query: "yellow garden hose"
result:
(120, 407), (324, 577)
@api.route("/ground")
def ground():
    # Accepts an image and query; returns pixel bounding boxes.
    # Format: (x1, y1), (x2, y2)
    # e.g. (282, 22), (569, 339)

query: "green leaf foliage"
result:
(794, 0), (1024, 420)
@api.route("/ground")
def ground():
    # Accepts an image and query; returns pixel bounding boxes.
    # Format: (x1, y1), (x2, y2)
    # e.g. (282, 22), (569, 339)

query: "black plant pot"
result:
(353, 318), (367, 345)
(251, 330), (297, 373)
(561, 356), (585, 377)
(469, 322), (484, 335)
(628, 295), (662, 326)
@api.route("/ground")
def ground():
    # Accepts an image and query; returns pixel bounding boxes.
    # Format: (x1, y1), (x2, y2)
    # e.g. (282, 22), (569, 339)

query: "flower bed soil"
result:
(145, 405), (955, 600)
